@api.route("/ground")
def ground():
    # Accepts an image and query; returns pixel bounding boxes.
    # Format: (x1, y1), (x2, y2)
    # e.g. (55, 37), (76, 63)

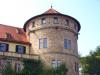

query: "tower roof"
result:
(43, 8), (61, 14)
(23, 8), (81, 32)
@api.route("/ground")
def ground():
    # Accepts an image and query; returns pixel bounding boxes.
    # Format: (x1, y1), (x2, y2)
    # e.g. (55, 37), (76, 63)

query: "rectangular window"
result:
(64, 39), (71, 49)
(64, 39), (68, 49)
(0, 43), (8, 52)
(41, 18), (46, 24)
(75, 62), (79, 72)
(51, 60), (61, 68)
(43, 38), (47, 48)
(15, 63), (23, 72)
(16, 45), (26, 54)
(74, 24), (77, 30)
(39, 39), (43, 48)
(32, 21), (35, 27)
(39, 38), (47, 49)
(67, 40), (71, 49)
(53, 17), (58, 24)
(65, 19), (69, 25)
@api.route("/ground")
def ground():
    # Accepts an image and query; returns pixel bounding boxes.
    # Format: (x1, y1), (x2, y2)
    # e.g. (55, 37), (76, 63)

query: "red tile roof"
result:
(0, 24), (30, 45)
(43, 8), (61, 14)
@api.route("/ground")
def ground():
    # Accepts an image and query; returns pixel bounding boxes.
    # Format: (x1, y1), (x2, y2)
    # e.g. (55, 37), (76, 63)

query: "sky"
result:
(0, 0), (100, 56)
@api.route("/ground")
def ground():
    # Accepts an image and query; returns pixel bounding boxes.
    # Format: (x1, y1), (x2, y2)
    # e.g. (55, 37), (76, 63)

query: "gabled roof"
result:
(0, 24), (30, 45)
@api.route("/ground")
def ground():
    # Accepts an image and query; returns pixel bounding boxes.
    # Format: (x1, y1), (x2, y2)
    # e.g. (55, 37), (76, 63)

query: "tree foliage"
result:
(2, 63), (15, 75)
(41, 64), (68, 75)
(21, 59), (43, 75)
(2, 59), (68, 75)
(80, 46), (100, 75)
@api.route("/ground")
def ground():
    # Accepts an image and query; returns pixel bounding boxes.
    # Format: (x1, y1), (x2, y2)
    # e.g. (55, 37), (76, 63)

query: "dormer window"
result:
(5, 33), (12, 39)
(53, 17), (58, 24)
(16, 28), (23, 34)
(41, 18), (46, 24)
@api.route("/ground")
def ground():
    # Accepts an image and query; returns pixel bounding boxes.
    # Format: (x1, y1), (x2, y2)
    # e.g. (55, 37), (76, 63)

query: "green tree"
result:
(80, 46), (100, 75)
(2, 63), (15, 75)
(2, 59), (68, 75)
(21, 59), (43, 75)
(40, 63), (68, 75)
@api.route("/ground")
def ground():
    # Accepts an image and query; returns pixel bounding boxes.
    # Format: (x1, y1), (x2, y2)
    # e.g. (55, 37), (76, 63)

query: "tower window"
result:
(51, 60), (61, 68)
(0, 43), (8, 52)
(41, 18), (46, 24)
(64, 39), (71, 49)
(75, 62), (79, 72)
(39, 38), (47, 49)
(16, 45), (26, 54)
(53, 17), (58, 24)
(74, 24), (77, 30)
(32, 21), (35, 27)
(65, 19), (69, 25)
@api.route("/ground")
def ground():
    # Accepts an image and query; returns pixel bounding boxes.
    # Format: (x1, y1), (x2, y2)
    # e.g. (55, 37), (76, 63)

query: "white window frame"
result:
(41, 18), (46, 24)
(52, 59), (61, 68)
(64, 39), (71, 49)
(53, 17), (58, 24)
(39, 38), (47, 49)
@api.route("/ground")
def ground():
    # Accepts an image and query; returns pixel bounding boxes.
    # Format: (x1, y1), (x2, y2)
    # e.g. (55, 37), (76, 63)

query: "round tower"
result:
(23, 8), (81, 75)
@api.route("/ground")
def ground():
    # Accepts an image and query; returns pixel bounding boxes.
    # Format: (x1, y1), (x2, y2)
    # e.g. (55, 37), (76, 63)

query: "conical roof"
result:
(43, 8), (61, 14)
(24, 8), (81, 32)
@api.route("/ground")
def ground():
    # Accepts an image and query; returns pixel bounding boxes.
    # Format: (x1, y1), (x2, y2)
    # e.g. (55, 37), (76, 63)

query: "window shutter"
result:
(16, 45), (18, 52)
(23, 46), (26, 53)
(6, 44), (9, 52)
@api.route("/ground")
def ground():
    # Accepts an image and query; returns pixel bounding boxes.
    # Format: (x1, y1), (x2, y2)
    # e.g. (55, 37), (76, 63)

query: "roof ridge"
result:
(0, 24), (23, 29)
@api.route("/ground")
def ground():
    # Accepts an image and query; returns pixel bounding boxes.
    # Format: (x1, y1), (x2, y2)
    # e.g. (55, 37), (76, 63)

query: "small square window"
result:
(16, 45), (26, 54)
(65, 19), (69, 25)
(0, 43), (8, 52)
(41, 18), (46, 24)
(53, 17), (58, 24)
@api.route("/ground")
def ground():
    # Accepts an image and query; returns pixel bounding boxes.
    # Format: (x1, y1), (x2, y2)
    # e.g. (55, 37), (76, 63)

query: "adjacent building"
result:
(0, 7), (81, 75)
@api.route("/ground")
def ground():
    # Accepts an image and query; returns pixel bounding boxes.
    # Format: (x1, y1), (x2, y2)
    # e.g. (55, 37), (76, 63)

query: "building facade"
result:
(0, 8), (81, 75)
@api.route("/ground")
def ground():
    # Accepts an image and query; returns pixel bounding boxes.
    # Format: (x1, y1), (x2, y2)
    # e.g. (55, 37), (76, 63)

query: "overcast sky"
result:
(0, 0), (100, 56)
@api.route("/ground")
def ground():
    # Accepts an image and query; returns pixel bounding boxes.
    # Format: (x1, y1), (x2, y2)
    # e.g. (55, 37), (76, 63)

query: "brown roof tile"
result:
(0, 24), (30, 45)
(43, 8), (61, 14)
